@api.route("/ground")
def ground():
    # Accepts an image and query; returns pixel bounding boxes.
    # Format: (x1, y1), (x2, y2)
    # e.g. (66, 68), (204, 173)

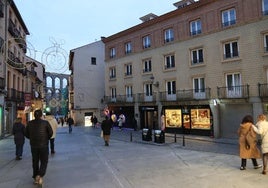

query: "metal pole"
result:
(174, 132), (177, 143)
(130, 131), (132, 142)
(183, 135), (185, 146)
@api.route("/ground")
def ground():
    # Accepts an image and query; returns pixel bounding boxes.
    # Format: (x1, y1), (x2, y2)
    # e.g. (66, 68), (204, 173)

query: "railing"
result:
(217, 85), (249, 99)
(0, 77), (4, 90)
(137, 92), (157, 102)
(160, 88), (211, 102)
(258, 83), (268, 97)
(104, 95), (135, 103)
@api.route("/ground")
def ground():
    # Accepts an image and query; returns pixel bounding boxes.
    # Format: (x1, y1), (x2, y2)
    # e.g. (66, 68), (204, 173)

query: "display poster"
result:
(191, 109), (211, 130)
(165, 109), (182, 128)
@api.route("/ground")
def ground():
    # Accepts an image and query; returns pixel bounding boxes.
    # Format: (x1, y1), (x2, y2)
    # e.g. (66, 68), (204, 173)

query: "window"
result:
(110, 47), (116, 58)
(224, 41), (239, 59)
(193, 77), (206, 99)
(111, 87), (116, 101)
(264, 34), (268, 52)
(143, 59), (152, 73)
(166, 80), (176, 100)
(165, 54), (175, 69)
(263, 0), (268, 15)
(226, 73), (241, 98)
(125, 42), (132, 54)
(222, 8), (236, 27)
(142, 35), (151, 49)
(144, 83), (153, 96)
(91, 57), (96, 65)
(125, 64), (132, 76)
(164, 28), (174, 43)
(144, 83), (153, 101)
(109, 67), (116, 79)
(190, 19), (201, 36)
(191, 48), (204, 65)
(125, 86), (133, 98)
(194, 78), (205, 93)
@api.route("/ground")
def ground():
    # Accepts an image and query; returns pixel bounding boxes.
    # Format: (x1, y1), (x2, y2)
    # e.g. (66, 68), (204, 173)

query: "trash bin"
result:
(142, 128), (152, 141)
(154, 130), (165, 143)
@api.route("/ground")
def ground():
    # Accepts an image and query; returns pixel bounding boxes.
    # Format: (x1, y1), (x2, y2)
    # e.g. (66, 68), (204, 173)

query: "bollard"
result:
(182, 135), (185, 146)
(174, 132), (177, 143)
(130, 132), (133, 142)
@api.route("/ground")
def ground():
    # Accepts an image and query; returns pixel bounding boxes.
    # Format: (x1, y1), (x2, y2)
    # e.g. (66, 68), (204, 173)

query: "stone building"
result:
(102, 0), (268, 138)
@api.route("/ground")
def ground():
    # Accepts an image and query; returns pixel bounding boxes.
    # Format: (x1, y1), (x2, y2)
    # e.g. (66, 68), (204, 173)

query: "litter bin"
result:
(142, 128), (152, 141)
(154, 130), (165, 143)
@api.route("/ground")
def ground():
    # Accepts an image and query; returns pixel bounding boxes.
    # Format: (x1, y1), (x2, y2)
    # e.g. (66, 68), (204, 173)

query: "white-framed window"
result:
(142, 35), (151, 49)
(164, 54), (175, 69)
(143, 59), (152, 73)
(144, 83), (153, 101)
(190, 19), (201, 36)
(110, 87), (116, 102)
(262, 0), (268, 15)
(109, 67), (116, 79)
(125, 85), (133, 102)
(191, 48), (204, 65)
(110, 47), (116, 58)
(264, 33), (268, 52)
(164, 28), (174, 43)
(125, 64), (132, 76)
(166, 80), (176, 100)
(226, 73), (241, 98)
(125, 42), (132, 54)
(222, 8), (236, 27)
(193, 77), (206, 99)
(224, 41), (239, 59)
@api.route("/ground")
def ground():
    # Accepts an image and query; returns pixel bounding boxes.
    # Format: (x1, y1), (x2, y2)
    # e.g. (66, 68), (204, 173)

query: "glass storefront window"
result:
(191, 109), (211, 130)
(165, 109), (182, 128)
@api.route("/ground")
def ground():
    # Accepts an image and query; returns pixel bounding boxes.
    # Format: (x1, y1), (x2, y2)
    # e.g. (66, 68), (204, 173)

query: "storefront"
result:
(139, 106), (158, 130)
(162, 105), (213, 136)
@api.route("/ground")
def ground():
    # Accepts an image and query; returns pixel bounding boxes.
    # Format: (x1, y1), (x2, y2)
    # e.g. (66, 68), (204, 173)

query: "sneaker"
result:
(240, 166), (246, 170)
(254, 164), (262, 169)
(38, 177), (43, 185)
(34, 175), (40, 184)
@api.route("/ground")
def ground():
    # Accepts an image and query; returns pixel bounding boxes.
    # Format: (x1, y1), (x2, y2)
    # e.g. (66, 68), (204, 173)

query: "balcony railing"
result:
(0, 77), (4, 90)
(104, 94), (135, 103)
(6, 88), (25, 102)
(159, 88), (211, 102)
(217, 85), (249, 99)
(258, 83), (268, 98)
(137, 92), (157, 102)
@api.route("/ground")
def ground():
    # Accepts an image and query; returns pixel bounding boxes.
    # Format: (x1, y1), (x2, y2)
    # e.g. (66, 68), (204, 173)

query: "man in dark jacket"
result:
(101, 116), (112, 146)
(25, 109), (53, 186)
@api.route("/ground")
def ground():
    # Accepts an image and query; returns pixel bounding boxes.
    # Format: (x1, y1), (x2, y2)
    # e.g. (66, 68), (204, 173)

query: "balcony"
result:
(104, 94), (135, 103)
(6, 88), (25, 102)
(138, 92), (156, 103)
(0, 77), (4, 90)
(258, 83), (268, 98)
(217, 85), (249, 99)
(159, 88), (211, 102)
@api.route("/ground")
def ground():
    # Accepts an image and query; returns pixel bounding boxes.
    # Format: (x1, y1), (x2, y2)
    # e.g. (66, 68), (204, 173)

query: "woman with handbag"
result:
(252, 114), (268, 174)
(237, 115), (262, 170)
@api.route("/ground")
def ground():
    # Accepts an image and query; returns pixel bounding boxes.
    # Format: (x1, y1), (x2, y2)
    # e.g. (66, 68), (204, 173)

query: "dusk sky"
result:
(14, 0), (178, 72)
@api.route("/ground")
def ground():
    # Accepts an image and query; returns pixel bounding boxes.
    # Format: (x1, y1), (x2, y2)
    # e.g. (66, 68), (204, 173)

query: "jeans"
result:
(69, 125), (72, 133)
(16, 144), (23, 157)
(50, 138), (55, 153)
(31, 146), (49, 178)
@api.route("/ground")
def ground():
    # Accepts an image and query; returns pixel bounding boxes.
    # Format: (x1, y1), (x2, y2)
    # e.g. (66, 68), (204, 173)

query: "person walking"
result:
(44, 112), (58, 154)
(101, 116), (112, 146)
(67, 115), (74, 133)
(237, 115), (262, 170)
(25, 109), (53, 186)
(252, 114), (268, 174)
(12, 117), (25, 160)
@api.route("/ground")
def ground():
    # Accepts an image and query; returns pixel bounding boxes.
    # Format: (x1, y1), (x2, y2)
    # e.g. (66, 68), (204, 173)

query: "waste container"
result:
(142, 128), (152, 141)
(154, 130), (165, 143)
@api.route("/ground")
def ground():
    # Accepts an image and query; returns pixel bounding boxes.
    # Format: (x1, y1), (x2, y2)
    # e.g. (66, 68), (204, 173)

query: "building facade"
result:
(102, 0), (268, 138)
(68, 41), (105, 126)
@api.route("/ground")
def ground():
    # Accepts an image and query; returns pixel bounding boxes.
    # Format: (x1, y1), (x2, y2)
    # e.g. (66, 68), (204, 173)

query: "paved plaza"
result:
(1, 125), (268, 188)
